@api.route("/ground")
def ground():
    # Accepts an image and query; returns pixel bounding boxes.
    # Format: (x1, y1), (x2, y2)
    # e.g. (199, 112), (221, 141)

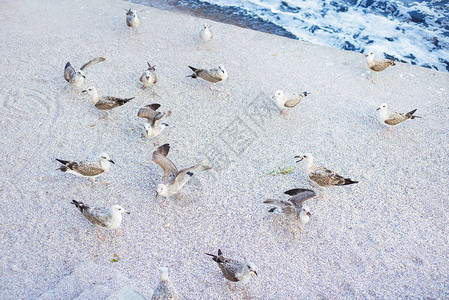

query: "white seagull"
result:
(273, 90), (309, 119)
(56, 153), (114, 184)
(64, 57), (106, 88)
(377, 103), (420, 131)
(71, 200), (129, 230)
(199, 23), (213, 41)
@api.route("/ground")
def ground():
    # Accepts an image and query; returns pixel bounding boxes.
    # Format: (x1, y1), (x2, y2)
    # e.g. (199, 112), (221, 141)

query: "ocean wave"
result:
(131, 0), (449, 72)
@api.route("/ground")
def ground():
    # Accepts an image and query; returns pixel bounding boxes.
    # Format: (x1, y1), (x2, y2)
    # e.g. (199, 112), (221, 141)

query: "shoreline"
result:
(0, 0), (448, 298)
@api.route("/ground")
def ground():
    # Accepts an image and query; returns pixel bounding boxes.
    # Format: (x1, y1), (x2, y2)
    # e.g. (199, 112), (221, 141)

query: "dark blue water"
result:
(128, 0), (449, 72)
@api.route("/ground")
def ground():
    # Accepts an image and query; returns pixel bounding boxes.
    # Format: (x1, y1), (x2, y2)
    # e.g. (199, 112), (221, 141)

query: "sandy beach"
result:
(1, 0), (449, 298)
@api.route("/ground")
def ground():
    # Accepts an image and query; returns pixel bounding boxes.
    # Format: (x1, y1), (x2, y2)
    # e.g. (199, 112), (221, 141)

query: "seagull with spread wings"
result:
(64, 57), (106, 88)
(152, 144), (211, 203)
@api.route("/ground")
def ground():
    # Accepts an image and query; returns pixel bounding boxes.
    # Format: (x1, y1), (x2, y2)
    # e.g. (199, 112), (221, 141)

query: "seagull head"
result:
(156, 183), (168, 198)
(126, 9), (136, 16)
(203, 23), (211, 29)
(158, 267), (170, 281)
(377, 103), (388, 111)
(366, 50), (375, 59)
(143, 70), (151, 80)
(247, 262), (258, 277)
(273, 90), (284, 100)
(82, 86), (97, 96)
(77, 70), (86, 78)
(302, 205), (311, 217)
(112, 205), (130, 214)
(218, 64), (226, 73)
(294, 153), (312, 163)
(100, 152), (115, 164)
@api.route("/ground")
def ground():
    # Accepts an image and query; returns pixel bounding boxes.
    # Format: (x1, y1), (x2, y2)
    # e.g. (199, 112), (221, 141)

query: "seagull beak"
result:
(82, 90), (87, 93)
(124, 210), (130, 214)
(376, 107), (380, 111)
(250, 270), (257, 277)
(155, 191), (159, 198)
(306, 211), (311, 217)
(109, 159), (115, 164)
(294, 156), (304, 163)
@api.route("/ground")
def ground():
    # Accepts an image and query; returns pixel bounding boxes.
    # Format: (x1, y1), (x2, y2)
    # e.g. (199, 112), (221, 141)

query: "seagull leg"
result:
(99, 112), (109, 120)
(115, 229), (125, 236)
(140, 84), (147, 90)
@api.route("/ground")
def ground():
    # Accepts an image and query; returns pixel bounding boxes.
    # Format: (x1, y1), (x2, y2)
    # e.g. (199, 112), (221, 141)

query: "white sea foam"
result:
(196, 0), (449, 72)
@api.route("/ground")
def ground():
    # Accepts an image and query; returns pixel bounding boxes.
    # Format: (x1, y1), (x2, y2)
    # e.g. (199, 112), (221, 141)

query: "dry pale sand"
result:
(1, 0), (449, 299)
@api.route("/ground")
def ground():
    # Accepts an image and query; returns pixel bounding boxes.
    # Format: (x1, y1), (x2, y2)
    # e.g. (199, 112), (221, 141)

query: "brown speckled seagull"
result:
(151, 267), (179, 300)
(205, 249), (257, 297)
(140, 62), (157, 90)
(377, 103), (420, 131)
(56, 153), (114, 184)
(82, 86), (134, 119)
(187, 64), (228, 90)
(295, 153), (357, 198)
(366, 51), (396, 79)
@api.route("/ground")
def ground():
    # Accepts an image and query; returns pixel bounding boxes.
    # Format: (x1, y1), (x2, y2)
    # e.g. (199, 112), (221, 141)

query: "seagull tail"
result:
(56, 158), (69, 165)
(123, 97), (135, 103)
(343, 178), (358, 185)
(64, 62), (71, 70)
(407, 109), (421, 119)
(71, 200), (88, 213)
(188, 65), (198, 72)
(187, 74), (197, 79)
(268, 207), (277, 213)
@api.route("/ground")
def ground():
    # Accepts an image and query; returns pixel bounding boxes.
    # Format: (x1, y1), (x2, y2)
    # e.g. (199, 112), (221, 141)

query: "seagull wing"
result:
(152, 144), (178, 181)
(84, 206), (111, 227)
(384, 111), (408, 126)
(309, 166), (346, 186)
(64, 62), (76, 83)
(175, 163), (212, 186)
(73, 162), (105, 176)
(80, 57), (106, 70)
(198, 68), (223, 83)
(284, 188), (316, 208)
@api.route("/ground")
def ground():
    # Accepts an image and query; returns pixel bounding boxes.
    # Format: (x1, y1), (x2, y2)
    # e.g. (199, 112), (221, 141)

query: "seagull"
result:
(64, 57), (106, 88)
(295, 153), (358, 198)
(126, 9), (141, 34)
(187, 64), (228, 90)
(137, 103), (171, 145)
(199, 23), (213, 41)
(264, 188), (315, 223)
(151, 267), (179, 300)
(82, 86), (134, 119)
(152, 144), (211, 203)
(56, 153), (114, 184)
(273, 90), (309, 119)
(205, 249), (257, 297)
(366, 51), (396, 79)
(71, 200), (129, 230)
(140, 62), (157, 90)
(264, 188), (315, 236)
(377, 103), (420, 131)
